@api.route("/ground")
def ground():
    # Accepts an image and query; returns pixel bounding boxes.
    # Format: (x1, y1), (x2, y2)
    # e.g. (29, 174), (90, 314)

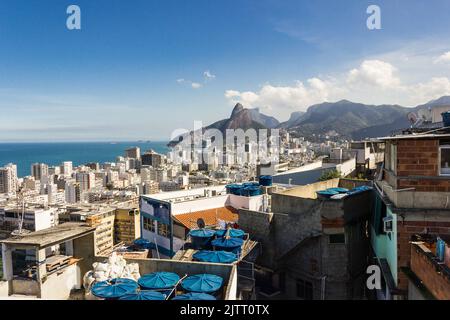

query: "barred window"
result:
(143, 217), (155, 233)
(157, 222), (171, 238)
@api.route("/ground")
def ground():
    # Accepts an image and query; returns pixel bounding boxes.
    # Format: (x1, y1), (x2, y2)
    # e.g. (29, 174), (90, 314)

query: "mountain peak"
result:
(231, 103), (245, 117)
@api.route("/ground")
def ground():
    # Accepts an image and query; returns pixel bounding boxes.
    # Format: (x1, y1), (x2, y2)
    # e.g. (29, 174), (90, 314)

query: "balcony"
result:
(376, 180), (450, 210)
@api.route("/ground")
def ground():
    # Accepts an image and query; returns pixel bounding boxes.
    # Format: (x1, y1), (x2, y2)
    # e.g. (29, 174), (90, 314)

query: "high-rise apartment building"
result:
(61, 161), (73, 177)
(0, 163), (17, 195)
(75, 172), (96, 192)
(125, 147), (141, 159)
(141, 150), (163, 167)
(31, 163), (49, 181)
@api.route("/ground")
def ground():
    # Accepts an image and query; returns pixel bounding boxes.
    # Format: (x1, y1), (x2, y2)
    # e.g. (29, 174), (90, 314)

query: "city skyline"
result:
(2, 1), (450, 142)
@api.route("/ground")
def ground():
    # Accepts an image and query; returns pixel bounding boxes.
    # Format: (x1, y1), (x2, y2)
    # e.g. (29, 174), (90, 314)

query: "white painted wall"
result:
(172, 195), (229, 215)
(227, 194), (264, 211)
(40, 264), (81, 300)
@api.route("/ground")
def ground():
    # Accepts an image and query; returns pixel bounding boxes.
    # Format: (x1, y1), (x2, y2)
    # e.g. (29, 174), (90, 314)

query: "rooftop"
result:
(173, 206), (238, 229)
(143, 186), (228, 203)
(0, 222), (95, 248)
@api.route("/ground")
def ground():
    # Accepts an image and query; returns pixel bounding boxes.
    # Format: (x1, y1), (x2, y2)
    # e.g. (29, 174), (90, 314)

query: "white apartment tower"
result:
(0, 163), (18, 194)
(61, 161), (73, 177)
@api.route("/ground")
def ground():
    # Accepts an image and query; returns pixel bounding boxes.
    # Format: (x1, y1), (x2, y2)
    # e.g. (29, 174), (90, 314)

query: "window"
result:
(157, 222), (171, 238)
(383, 216), (393, 233)
(439, 145), (450, 175)
(143, 217), (155, 233)
(373, 195), (387, 235)
(389, 144), (396, 173)
(329, 233), (346, 244)
(296, 279), (313, 300)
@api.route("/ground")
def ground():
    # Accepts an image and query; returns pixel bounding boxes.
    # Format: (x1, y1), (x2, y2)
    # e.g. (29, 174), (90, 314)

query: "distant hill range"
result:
(168, 96), (450, 146)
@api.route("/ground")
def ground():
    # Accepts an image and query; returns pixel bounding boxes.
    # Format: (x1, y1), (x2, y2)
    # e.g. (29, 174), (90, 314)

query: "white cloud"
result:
(225, 78), (343, 117)
(435, 51), (450, 64)
(203, 70), (216, 81)
(177, 70), (215, 89)
(225, 58), (450, 120)
(347, 60), (400, 88)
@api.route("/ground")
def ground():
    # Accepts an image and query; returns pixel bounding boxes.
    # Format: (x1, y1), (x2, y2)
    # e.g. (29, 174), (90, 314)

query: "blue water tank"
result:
(91, 278), (139, 299)
(226, 184), (243, 195)
(189, 229), (215, 249)
(119, 290), (166, 300)
(212, 237), (244, 254)
(259, 175), (273, 186)
(181, 274), (224, 293)
(242, 186), (262, 197)
(215, 228), (245, 239)
(193, 250), (238, 264)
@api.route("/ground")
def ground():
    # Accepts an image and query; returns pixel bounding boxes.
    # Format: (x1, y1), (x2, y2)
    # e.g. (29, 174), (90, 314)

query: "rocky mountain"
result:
(285, 100), (410, 139)
(414, 95), (450, 111)
(205, 103), (279, 132)
(168, 96), (450, 147)
(167, 103), (278, 147)
(278, 111), (305, 129)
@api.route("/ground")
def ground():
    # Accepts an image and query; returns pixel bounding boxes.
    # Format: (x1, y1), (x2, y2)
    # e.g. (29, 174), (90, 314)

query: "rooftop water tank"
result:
(259, 175), (273, 187)
(138, 272), (180, 290)
(225, 184), (241, 195)
(193, 250), (238, 264)
(91, 278), (139, 300)
(181, 274), (224, 293)
(326, 187), (349, 194)
(133, 238), (153, 249)
(316, 189), (339, 198)
(215, 228), (245, 239)
(119, 290), (166, 300)
(211, 237), (244, 254)
(242, 185), (262, 197)
(189, 228), (216, 249)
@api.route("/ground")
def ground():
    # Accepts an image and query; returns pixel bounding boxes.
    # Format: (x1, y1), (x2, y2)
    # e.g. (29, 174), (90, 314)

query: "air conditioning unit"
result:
(383, 216), (393, 233)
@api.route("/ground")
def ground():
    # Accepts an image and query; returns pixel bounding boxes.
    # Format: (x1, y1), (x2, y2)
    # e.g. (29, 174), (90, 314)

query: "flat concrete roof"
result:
(142, 185), (227, 202)
(378, 133), (450, 140)
(0, 223), (95, 249)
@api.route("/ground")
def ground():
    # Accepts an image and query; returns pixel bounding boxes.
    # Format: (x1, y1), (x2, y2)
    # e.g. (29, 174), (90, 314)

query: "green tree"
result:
(318, 169), (341, 181)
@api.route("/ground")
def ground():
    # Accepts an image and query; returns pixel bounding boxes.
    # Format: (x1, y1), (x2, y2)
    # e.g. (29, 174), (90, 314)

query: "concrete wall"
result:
(0, 281), (8, 297)
(410, 243), (450, 300)
(73, 233), (96, 279)
(11, 279), (39, 296)
(172, 195), (228, 215)
(239, 179), (371, 299)
(40, 264), (81, 300)
(93, 256), (236, 299)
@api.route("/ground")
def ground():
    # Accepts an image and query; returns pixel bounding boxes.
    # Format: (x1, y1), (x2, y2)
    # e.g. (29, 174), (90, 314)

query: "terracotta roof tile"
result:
(173, 206), (238, 229)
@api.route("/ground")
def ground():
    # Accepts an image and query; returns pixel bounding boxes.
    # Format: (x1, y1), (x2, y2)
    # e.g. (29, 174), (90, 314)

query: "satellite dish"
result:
(197, 218), (205, 229)
(407, 112), (418, 124)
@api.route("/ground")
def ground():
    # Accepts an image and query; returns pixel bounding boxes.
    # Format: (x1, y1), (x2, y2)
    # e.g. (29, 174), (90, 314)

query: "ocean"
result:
(0, 141), (170, 177)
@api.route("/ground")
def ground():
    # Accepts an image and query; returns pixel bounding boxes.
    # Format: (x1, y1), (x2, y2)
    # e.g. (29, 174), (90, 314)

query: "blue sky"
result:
(1, 0), (450, 141)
